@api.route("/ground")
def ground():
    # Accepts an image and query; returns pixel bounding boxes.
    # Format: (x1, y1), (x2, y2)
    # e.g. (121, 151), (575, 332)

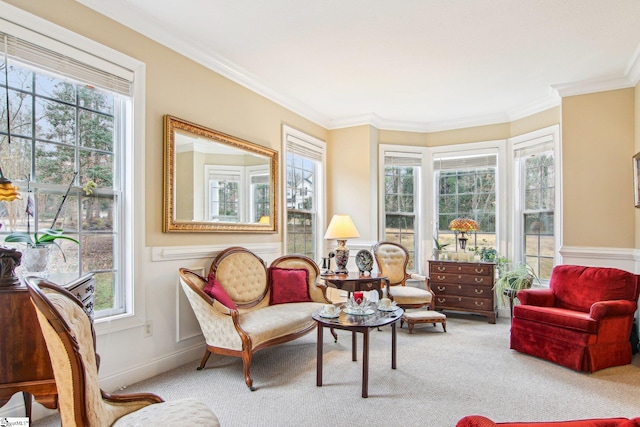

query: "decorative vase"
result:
(21, 245), (52, 278)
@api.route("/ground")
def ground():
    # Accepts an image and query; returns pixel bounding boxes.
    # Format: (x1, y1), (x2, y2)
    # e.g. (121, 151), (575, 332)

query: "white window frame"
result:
(282, 125), (326, 259)
(431, 140), (508, 263)
(1, 3), (146, 334)
(204, 165), (244, 222)
(508, 125), (562, 282)
(378, 145), (427, 273)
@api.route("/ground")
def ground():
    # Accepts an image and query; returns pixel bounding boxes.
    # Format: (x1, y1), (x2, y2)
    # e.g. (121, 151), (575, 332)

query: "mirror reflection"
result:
(164, 115), (278, 232)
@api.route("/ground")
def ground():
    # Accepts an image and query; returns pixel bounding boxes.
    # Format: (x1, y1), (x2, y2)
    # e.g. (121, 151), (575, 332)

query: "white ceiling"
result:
(78, 0), (640, 131)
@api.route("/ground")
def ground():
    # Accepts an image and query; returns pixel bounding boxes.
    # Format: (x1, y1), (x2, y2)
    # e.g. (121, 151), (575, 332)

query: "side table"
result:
(313, 305), (403, 398)
(321, 273), (387, 300)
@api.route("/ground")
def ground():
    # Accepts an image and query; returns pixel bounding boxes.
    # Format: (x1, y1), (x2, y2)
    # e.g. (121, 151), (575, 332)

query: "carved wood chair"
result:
(372, 241), (435, 309)
(26, 277), (219, 427)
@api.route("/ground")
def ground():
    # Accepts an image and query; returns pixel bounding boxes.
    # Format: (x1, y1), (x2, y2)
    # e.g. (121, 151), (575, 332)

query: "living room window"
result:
(383, 152), (421, 270)
(0, 17), (143, 323)
(511, 126), (560, 281)
(434, 152), (498, 251)
(283, 126), (326, 260)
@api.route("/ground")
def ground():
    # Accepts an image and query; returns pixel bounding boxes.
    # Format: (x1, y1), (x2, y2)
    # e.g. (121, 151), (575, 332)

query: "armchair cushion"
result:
(514, 306), (597, 333)
(269, 267), (311, 305)
(204, 273), (237, 309)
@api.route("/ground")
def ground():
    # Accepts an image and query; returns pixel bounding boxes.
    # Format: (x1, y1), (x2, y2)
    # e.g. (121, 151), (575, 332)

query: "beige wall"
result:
(326, 125), (377, 240)
(562, 88), (635, 248)
(6, 0), (328, 248)
(3, 0), (636, 254)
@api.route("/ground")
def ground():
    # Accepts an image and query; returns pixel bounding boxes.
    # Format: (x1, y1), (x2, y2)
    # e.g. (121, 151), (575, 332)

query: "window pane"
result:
(435, 163), (496, 257)
(1, 58), (123, 320)
(82, 234), (114, 271)
(286, 145), (319, 260)
(36, 98), (76, 143)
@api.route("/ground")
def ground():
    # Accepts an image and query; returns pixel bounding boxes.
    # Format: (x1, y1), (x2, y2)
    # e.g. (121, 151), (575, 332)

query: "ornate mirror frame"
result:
(163, 115), (278, 232)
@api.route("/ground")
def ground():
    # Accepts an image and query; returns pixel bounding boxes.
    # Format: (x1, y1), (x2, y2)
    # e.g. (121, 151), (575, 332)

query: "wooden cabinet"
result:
(0, 273), (95, 419)
(428, 260), (496, 323)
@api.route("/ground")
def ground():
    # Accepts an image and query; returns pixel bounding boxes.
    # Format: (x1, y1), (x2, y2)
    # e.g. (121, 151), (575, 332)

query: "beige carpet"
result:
(34, 313), (640, 426)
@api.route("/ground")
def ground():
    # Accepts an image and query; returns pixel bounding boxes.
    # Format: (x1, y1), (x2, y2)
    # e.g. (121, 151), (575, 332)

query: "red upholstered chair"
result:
(510, 265), (640, 372)
(456, 415), (639, 426)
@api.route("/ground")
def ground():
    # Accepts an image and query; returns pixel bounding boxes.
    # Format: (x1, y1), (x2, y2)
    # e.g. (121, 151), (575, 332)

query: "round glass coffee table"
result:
(312, 304), (403, 398)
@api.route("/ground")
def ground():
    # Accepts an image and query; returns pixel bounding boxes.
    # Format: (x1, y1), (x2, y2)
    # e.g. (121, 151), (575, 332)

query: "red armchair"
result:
(510, 265), (640, 372)
(456, 415), (640, 426)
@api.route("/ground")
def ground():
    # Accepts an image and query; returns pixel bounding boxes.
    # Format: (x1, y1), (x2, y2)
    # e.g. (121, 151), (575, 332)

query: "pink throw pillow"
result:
(269, 267), (311, 305)
(203, 273), (237, 309)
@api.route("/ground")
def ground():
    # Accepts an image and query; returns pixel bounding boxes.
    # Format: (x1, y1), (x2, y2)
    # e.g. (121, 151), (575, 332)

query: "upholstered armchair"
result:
(511, 265), (640, 372)
(372, 241), (435, 309)
(26, 277), (219, 427)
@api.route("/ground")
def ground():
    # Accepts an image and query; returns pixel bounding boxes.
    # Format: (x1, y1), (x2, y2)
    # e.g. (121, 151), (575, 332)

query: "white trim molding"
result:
(559, 245), (639, 273)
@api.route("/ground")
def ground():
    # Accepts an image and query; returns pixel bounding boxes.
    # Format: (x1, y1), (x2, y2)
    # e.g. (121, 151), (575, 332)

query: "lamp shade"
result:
(448, 218), (479, 232)
(324, 214), (360, 240)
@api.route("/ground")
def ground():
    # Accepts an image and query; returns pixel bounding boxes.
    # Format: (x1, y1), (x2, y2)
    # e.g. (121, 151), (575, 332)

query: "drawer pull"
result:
(437, 266), (446, 272)
(474, 301), (485, 307)
(458, 297), (462, 302)
(458, 285), (462, 290)
(437, 286), (445, 291)
(474, 278), (484, 283)
(437, 275), (446, 280)
(475, 268), (485, 274)
(474, 289), (484, 294)
(458, 275), (462, 279)
(437, 298), (446, 303)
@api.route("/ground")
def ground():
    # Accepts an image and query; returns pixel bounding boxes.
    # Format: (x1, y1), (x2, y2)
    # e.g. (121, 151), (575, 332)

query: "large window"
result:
(512, 127), (558, 281)
(383, 153), (421, 270)
(283, 126), (325, 260)
(434, 153), (497, 251)
(0, 22), (137, 320)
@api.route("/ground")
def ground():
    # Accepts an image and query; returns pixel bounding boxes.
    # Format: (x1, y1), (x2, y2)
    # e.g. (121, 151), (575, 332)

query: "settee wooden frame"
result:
(179, 247), (330, 390)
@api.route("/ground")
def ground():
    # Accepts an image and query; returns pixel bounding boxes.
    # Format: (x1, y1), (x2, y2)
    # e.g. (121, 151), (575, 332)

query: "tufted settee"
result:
(179, 247), (331, 390)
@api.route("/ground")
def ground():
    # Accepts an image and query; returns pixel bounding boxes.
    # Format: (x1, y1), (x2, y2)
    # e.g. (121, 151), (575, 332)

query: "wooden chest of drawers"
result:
(428, 260), (496, 323)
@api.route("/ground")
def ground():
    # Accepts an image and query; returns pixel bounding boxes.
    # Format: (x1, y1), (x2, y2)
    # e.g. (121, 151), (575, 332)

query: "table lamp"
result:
(448, 218), (479, 250)
(324, 214), (360, 274)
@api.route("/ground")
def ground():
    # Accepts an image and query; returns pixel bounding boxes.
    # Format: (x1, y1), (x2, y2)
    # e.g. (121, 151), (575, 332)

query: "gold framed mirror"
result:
(163, 115), (278, 232)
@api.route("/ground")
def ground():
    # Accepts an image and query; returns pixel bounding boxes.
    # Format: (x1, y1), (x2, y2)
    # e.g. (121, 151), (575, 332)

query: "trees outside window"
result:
(384, 163), (418, 270)
(521, 152), (555, 280)
(1, 39), (131, 319)
(435, 155), (497, 252)
(283, 126), (325, 260)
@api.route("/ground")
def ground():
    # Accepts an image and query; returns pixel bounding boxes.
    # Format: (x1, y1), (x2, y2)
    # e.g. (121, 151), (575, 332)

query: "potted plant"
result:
(493, 262), (539, 303)
(433, 237), (450, 260)
(3, 174), (92, 274)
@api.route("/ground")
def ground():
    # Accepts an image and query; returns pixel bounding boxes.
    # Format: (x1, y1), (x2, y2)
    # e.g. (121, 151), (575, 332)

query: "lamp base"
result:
(334, 241), (349, 274)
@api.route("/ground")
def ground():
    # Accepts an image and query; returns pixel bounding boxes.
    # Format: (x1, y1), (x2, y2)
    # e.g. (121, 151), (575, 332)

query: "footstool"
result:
(401, 310), (447, 334)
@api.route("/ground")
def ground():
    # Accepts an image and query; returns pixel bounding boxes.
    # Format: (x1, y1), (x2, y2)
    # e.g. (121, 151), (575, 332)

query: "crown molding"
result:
(625, 43), (640, 87)
(74, 0), (331, 128)
(506, 91), (561, 122)
(73, 0), (640, 134)
(552, 76), (635, 98)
